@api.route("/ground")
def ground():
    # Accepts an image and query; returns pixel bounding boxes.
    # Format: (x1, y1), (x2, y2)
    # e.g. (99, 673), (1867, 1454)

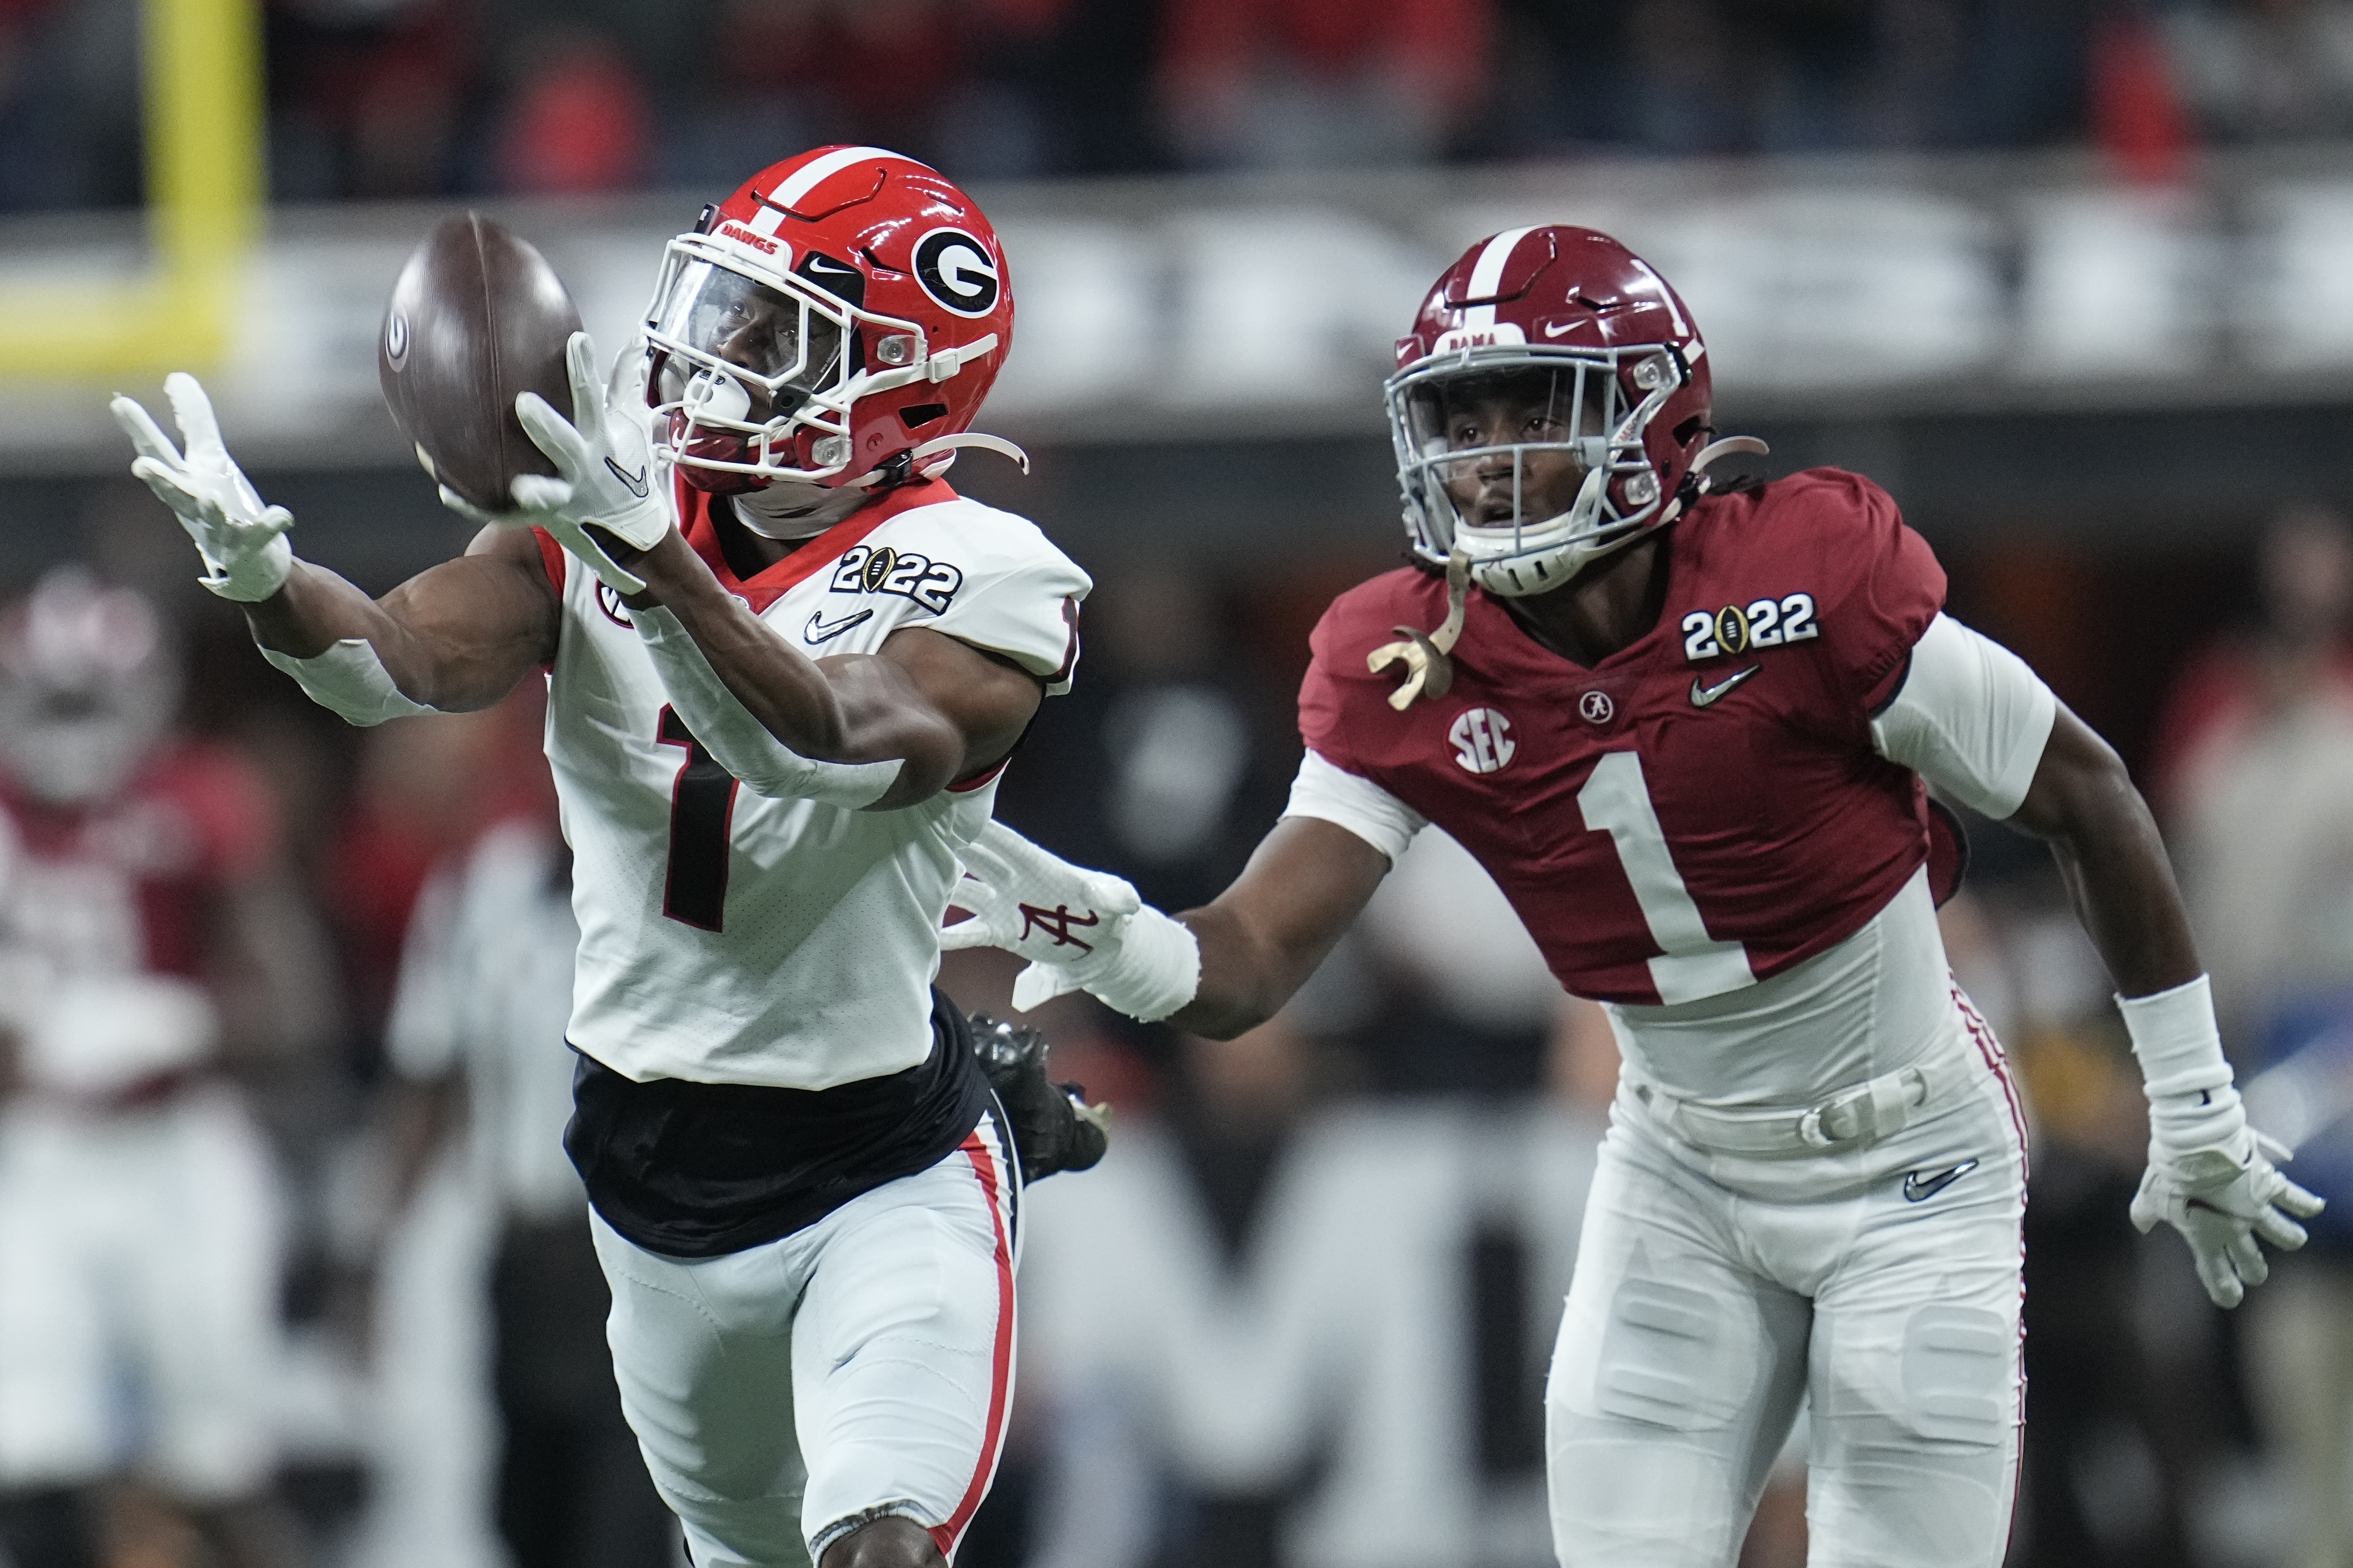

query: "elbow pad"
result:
(258, 638), (440, 727)
(633, 605), (902, 809)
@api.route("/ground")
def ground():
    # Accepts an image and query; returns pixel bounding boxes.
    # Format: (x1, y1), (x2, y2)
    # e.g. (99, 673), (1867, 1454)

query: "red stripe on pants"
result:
(930, 1127), (1015, 1557)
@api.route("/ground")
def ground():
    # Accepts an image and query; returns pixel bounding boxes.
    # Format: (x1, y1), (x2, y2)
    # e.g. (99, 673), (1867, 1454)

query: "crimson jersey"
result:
(1301, 468), (1944, 1008)
(0, 743), (278, 1091)
(0, 744), (275, 979)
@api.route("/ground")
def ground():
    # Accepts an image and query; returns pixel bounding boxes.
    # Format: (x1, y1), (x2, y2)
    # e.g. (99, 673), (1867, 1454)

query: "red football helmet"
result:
(1387, 226), (1719, 596)
(642, 145), (1020, 493)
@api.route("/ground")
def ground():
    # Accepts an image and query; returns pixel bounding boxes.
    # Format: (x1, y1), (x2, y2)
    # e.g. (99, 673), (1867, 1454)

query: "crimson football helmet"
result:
(1388, 226), (1739, 597)
(0, 568), (175, 805)
(642, 144), (1021, 493)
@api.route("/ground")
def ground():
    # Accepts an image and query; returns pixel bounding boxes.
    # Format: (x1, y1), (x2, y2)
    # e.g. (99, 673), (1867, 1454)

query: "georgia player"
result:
(111, 147), (1094, 1568)
(941, 226), (2324, 1566)
(0, 569), (300, 1568)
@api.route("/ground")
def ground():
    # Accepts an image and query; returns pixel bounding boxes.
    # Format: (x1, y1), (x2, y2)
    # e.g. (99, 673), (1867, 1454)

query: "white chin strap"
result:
(732, 430), (1036, 537)
(853, 431), (1031, 487)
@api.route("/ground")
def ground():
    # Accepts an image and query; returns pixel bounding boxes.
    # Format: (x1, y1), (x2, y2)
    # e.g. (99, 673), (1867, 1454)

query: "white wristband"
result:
(2119, 974), (2231, 1099)
(1089, 905), (1202, 1023)
(259, 638), (439, 727)
(634, 604), (902, 808)
(2120, 974), (2248, 1151)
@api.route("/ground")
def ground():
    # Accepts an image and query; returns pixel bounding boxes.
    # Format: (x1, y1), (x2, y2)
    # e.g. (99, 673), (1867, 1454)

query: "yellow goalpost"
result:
(0, 0), (262, 377)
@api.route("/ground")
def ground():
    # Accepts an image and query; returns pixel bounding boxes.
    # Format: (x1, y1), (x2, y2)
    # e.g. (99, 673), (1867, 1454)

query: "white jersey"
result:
(542, 479), (1089, 1091)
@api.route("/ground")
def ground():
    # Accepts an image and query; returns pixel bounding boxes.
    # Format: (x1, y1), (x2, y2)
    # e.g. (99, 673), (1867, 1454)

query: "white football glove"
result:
(2122, 976), (2326, 1308)
(437, 330), (671, 596)
(941, 821), (1201, 1021)
(110, 374), (294, 602)
(2131, 1122), (2323, 1309)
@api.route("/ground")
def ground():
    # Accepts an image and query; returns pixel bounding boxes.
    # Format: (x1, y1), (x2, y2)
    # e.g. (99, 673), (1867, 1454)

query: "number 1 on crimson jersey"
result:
(1577, 751), (1754, 1005)
(657, 706), (738, 931)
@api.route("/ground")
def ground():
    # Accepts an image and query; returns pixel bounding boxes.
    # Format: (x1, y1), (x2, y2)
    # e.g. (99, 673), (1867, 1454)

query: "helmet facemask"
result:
(1388, 345), (1686, 598)
(645, 233), (919, 491)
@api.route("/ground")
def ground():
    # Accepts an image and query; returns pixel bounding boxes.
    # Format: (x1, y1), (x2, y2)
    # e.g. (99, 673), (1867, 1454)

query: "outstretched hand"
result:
(436, 330), (671, 595)
(111, 374), (294, 602)
(942, 821), (1147, 1011)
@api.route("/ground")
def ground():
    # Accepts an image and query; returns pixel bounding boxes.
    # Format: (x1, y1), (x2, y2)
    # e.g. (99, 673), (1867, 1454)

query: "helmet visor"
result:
(648, 257), (846, 424)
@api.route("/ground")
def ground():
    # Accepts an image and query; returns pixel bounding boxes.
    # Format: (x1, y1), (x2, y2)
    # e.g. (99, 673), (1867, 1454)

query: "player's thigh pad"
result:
(0, 1110), (111, 1486)
(1804, 1081), (2025, 1568)
(1546, 1125), (1812, 1568)
(593, 1211), (814, 1568)
(132, 1093), (286, 1500)
(794, 1117), (1016, 1562)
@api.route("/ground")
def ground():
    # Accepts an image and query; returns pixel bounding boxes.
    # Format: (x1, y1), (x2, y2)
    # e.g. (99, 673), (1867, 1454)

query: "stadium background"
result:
(2, 0), (2352, 1564)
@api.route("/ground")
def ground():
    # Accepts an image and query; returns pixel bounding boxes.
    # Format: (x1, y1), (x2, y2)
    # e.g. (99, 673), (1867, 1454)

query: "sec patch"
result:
(1449, 707), (1515, 774)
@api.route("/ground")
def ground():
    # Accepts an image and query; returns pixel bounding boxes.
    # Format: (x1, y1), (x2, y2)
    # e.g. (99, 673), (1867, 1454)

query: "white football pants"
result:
(0, 1087), (284, 1500)
(592, 1111), (1019, 1568)
(1546, 1010), (2029, 1568)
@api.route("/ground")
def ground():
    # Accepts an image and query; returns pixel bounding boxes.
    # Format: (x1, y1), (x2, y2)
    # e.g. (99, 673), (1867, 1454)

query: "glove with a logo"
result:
(941, 821), (1200, 1021)
(968, 1013), (1111, 1182)
(111, 374), (294, 602)
(2122, 976), (2325, 1308)
(437, 330), (670, 595)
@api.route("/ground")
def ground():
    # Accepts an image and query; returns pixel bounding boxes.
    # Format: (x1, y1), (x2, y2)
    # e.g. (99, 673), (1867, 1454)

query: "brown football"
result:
(378, 212), (581, 511)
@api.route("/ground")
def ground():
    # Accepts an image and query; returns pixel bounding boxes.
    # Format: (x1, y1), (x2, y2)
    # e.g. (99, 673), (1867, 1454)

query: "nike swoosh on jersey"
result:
(1690, 664), (1763, 707)
(604, 456), (650, 498)
(1902, 1160), (1978, 1202)
(805, 607), (875, 644)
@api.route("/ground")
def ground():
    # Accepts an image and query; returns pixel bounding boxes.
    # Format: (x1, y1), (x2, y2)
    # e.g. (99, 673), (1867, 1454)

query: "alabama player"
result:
(0, 569), (300, 1568)
(941, 226), (2323, 1566)
(113, 147), (1092, 1568)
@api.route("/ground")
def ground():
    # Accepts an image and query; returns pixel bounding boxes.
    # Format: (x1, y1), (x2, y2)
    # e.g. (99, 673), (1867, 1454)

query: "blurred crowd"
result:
(0, 473), (2348, 1568)
(0, 0), (2347, 210)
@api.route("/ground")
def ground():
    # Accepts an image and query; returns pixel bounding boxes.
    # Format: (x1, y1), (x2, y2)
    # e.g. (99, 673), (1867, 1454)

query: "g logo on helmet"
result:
(384, 311), (410, 370)
(913, 228), (1001, 318)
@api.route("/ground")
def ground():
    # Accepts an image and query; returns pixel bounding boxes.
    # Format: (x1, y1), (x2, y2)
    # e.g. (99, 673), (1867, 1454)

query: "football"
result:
(377, 212), (581, 512)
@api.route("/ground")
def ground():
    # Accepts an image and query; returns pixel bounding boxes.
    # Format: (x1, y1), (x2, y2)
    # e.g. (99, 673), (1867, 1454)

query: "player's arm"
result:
(2003, 706), (2199, 995)
(615, 527), (1042, 811)
(1872, 613), (2321, 1307)
(942, 752), (1401, 1032)
(111, 376), (559, 719)
(1164, 817), (1390, 1036)
(240, 528), (559, 711)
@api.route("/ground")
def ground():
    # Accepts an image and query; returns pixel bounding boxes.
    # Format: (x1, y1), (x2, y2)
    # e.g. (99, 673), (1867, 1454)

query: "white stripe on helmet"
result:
(1628, 258), (1688, 337)
(768, 145), (927, 212)
(1461, 226), (1537, 333)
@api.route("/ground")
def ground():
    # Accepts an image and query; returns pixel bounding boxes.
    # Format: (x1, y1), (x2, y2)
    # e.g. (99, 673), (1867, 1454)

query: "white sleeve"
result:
(920, 522), (1092, 695)
(1281, 749), (1426, 866)
(1869, 613), (2058, 819)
